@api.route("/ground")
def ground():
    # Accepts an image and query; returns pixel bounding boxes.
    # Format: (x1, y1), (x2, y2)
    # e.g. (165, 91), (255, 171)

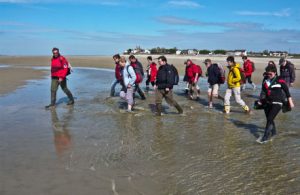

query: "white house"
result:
(176, 50), (182, 55)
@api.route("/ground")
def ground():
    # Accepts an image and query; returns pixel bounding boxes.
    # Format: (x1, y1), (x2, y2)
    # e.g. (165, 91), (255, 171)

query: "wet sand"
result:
(0, 66), (47, 96)
(0, 67), (299, 194)
(1, 55), (299, 96)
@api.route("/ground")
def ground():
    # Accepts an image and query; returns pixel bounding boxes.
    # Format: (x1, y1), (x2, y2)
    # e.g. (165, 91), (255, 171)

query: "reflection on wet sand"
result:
(0, 67), (299, 194)
(50, 107), (73, 157)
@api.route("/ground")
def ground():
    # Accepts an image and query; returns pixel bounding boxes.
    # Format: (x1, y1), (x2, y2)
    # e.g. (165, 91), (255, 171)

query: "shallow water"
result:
(0, 67), (300, 195)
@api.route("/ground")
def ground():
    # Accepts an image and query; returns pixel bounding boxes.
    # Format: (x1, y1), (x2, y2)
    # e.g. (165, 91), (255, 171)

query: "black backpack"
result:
(135, 61), (145, 77)
(169, 64), (179, 85)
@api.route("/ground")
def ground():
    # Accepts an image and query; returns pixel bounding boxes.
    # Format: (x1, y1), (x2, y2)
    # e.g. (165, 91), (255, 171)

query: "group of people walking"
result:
(45, 47), (296, 144)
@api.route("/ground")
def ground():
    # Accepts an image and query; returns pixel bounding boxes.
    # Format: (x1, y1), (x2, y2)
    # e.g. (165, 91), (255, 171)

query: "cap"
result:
(279, 57), (286, 65)
(203, 59), (211, 64)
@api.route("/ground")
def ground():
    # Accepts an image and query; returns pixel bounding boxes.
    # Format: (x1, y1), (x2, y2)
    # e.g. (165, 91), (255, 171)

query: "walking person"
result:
(128, 55), (146, 100)
(241, 56), (256, 90)
(256, 65), (294, 143)
(204, 59), (224, 109)
(145, 56), (157, 92)
(119, 57), (136, 112)
(45, 48), (74, 109)
(279, 57), (296, 87)
(224, 56), (250, 114)
(154, 56), (183, 116)
(110, 54), (123, 97)
(186, 59), (201, 100)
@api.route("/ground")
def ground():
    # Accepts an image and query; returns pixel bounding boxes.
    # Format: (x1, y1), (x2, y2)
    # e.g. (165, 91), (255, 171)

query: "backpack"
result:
(127, 65), (142, 84)
(59, 56), (72, 76)
(216, 64), (225, 84)
(232, 67), (246, 84)
(251, 61), (256, 72)
(195, 64), (202, 77)
(133, 61), (145, 77)
(169, 64), (179, 85)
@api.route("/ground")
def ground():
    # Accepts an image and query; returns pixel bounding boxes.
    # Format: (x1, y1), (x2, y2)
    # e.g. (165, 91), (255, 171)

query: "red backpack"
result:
(127, 65), (143, 84)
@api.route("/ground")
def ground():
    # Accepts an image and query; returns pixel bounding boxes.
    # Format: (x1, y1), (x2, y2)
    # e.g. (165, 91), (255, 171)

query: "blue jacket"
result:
(207, 63), (220, 85)
(123, 62), (136, 87)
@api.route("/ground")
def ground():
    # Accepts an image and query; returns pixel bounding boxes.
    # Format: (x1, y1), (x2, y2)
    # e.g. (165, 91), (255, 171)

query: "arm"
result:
(281, 81), (295, 108)
(127, 66), (136, 86)
(290, 64), (296, 84)
(232, 67), (241, 83)
(59, 57), (69, 81)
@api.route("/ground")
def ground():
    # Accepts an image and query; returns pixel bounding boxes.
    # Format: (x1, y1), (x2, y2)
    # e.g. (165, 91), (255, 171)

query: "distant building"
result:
(188, 49), (198, 55)
(269, 51), (288, 57)
(227, 50), (247, 56)
(176, 50), (182, 55)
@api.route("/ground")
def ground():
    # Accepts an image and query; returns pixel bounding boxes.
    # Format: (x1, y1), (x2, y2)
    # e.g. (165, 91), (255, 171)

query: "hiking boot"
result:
(45, 103), (55, 109)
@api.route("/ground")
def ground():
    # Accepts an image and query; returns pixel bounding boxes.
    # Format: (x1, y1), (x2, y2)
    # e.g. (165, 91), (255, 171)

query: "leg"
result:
(165, 90), (183, 114)
(155, 89), (164, 116)
(232, 87), (249, 112)
(224, 89), (232, 113)
(136, 84), (146, 100)
(248, 75), (256, 89)
(207, 85), (213, 108)
(145, 76), (150, 92)
(262, 104), (281, 141)
(46, 78), (59, 108)
(126, 88), (134, 111)
(60, 79), (74, 105)
(110, 79), (119, 97)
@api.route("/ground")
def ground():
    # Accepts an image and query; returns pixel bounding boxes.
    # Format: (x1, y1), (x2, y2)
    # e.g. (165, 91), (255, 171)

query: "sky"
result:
(1, 0), (300, 55)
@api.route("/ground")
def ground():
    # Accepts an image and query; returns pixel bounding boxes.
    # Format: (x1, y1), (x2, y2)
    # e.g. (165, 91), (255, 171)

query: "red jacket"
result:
(51, 56), (69, 79)
(149, 62), (157, 82)
(115, 62), (122, 81)
(186, 64), (199, 83)
(243, 59), (253, 77)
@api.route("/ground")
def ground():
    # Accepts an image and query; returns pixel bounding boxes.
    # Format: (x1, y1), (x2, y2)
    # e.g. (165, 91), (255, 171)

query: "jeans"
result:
(110, 79), (120, 97)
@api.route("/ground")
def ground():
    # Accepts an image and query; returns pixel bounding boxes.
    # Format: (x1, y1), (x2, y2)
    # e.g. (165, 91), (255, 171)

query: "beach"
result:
(0, 55), (300, 194)
(0, 55), (300, 96)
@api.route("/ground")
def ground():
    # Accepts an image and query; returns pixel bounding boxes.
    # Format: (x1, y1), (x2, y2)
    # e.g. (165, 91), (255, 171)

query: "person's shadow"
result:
(50, 107), (74, 157)
(228, 118), (264, 139)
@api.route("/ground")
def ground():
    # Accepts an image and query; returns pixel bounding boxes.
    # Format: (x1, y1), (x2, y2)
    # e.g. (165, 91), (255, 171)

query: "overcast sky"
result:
(1, 0), (300, 55)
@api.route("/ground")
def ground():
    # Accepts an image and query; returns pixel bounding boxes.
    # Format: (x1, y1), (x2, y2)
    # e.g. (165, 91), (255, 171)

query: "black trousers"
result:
(145, 76), (155, 87)
(262, 103), (282, 140)
(246, 75), (253, 84)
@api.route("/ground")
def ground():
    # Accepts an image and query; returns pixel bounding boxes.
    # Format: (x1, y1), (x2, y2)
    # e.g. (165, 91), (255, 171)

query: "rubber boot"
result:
(45, 91), (56, 109)
(224, 105), (230, 114)
(242, 105), (250, 114)
(174, 103), (183, 114)
(66, 91), (74, 105)
(155, 103), (162, 116)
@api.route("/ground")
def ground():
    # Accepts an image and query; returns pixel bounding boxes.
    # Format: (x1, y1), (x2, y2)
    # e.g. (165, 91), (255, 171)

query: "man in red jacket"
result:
(110, 54), (123, 97)
(45, 48), (74, 109)
(186, 59), (200, 100)
(242, 56), (256, 90)
(145, 56), (157, 92)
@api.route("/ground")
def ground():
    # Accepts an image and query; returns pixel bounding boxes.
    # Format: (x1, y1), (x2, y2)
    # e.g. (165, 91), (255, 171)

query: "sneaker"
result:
(256, 137), (272, 144)
(45, 104), (55, 109)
